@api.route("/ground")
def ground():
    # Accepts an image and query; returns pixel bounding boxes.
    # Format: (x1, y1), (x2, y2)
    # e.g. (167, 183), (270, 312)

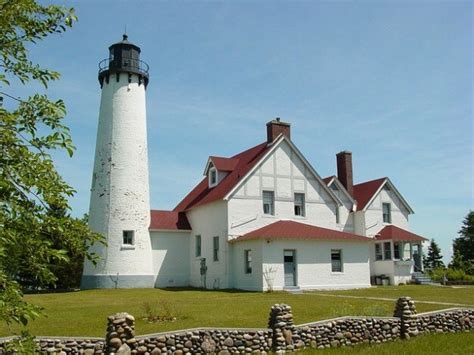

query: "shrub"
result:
(429, 268), (474, 282)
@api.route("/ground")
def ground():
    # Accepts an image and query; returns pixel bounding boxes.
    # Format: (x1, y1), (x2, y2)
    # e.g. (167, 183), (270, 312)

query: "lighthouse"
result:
(81, 35), (154, 288)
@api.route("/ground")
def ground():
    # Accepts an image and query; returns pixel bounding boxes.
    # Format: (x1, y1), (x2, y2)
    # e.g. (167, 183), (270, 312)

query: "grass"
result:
(0, 285), (472, 338)
(301, 332), (474, 354)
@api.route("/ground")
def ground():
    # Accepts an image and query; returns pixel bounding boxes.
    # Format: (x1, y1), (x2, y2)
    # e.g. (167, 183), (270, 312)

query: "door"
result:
(284, 250), (296, 287)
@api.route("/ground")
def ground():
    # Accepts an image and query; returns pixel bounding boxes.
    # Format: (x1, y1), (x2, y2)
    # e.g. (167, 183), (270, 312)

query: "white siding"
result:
(231, 240), (264, 291)
(150, 231), (190, 287)
(228, 141), (340, 237)
(186, 200), (229, 289)
(364, 187), (410, 237)
(258, 240), (370, 291)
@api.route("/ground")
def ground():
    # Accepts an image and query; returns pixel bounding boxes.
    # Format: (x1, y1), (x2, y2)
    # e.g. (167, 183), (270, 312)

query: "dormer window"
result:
(209, 167), (217, 188)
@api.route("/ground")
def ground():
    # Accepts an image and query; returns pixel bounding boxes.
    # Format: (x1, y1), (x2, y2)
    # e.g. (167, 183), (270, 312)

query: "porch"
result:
(371, 225), (428, 285)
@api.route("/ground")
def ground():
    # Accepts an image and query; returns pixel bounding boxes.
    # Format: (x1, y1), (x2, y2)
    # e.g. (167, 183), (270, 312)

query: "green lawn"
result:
(301, 332), (474, 354)
(0, 285), (472, 338)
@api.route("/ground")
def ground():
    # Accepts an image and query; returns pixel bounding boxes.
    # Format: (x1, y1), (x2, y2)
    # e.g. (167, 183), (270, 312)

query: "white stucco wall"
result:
(256, 240), (371, 291)
(228, 141), (339, 237)
(329, 183), (355, 233)
(150, 231), (190, 287)
(231, 240), (264, 291)
(84, 73), (154, 283)
(186, 200), (229, 289)
(364, 187), (410, 237)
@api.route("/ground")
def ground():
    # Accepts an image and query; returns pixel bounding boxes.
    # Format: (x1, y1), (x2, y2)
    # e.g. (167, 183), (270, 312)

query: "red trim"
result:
(375, 225), (428, 242)
(174, 142), (271, 211)
(234, 220), (370, 242)
(149, 210), (191, 230)
(353, 177), (387, 211)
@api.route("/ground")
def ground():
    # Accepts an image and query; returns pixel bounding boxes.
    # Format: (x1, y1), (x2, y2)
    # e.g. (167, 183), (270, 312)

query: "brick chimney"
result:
(336, 151), (354, 197)
(266, 118), (291, 143)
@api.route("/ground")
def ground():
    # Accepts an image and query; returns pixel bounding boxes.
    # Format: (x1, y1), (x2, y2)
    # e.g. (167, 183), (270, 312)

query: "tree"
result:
(0, 0), (102, 329)
(424, 239), (445, 269)
(450, 211), (474, 274)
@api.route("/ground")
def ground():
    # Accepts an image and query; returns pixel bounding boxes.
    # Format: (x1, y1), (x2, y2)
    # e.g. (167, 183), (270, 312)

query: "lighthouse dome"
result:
(98, 34), (149, 87)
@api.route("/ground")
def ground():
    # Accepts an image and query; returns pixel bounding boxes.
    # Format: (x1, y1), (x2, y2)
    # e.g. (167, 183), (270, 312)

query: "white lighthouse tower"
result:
(81, 35), (154, 288)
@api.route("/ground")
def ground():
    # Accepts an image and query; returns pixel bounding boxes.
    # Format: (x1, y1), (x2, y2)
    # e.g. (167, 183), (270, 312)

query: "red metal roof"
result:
(174, 142), (271, 211)
(210, 156), (239, 172)
(375, 225), (428, 242)
(353, 177), (387, 211)
(233, 220), (370, 242)
(149, 210), (191, 231)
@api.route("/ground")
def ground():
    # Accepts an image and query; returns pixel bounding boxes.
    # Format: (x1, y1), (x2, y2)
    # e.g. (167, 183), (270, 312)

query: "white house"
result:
(82, 36), (427, 291)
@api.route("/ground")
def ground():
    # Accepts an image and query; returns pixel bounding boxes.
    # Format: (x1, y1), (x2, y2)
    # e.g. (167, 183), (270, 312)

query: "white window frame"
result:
(122, 230), (134, 245)
(195, 235), (201, 257)
(262, 190), (275, 216)
(294, 192), (305, 217)
(213, 236), (219, 262)
(331, 249), (343, 273)
(245, 250), (252, 274)
(375, 243), (383, 261)
(209, 167), (218, 187)
(383, 241), (392, 260)
(382, 203), (392, 223)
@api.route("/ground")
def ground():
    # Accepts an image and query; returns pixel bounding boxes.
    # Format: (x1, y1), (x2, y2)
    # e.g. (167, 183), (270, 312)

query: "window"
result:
(375, 243), (383, 261)
(394, 242), (400, 259)
(213, 236), (219, 261)
(330, 183), (338, 191)
(331, 249), (342, 272)
(245, 250), (252, 274)
(195, 235), (201, 257)
(294, 193), (305, 217)
(122, 230), (134, 245)
(382, 203), (391, 223)
(335, 206), (340, 224)
(384, 242), (392, 260)
(209, 167), (217, 187)
(262, 191), (274, 215)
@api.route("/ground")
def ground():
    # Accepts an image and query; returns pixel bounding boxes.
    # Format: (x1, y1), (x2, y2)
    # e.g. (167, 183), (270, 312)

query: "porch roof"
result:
(375, 225), (428, 243)
(232, 220), (370, 243)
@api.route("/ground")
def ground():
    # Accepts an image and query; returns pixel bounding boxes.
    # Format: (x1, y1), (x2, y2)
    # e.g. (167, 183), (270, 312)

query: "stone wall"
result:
(0, 298), (472, 354)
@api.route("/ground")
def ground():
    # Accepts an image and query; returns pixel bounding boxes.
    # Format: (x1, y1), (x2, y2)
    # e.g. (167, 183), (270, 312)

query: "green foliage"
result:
(450, 211), (474, 274)
(0, 0), (103, 330)
(429, 268), (474, 282)
(3, 331), (37, 353)
(141, 300), (178, 323)
(424, 239), (444, 270)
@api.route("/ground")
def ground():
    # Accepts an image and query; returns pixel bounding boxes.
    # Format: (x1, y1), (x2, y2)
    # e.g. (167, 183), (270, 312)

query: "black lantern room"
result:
(98, 34), (149, 88)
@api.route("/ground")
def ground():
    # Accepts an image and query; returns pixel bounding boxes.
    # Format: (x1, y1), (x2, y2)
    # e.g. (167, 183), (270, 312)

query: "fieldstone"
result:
(330, 340), (340, 348)
(157, 336), (167, 343)
(201, 337), (216, 353)
(223, 337), (233, 347)
(151, 348), (161, 354)
(109, 337), (123, 349)
(117, 343), (131, 355)
(283, 329), (293, 344)
(184, 340), (193, 348)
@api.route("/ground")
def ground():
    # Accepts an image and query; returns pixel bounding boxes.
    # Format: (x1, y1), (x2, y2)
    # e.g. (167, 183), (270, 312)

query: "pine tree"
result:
(425, 239), (445, 269)
(451, 211), (474, 274)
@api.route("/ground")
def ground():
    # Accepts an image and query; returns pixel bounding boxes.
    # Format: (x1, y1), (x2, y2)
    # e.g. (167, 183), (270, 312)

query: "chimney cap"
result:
(337, 150), (352, 155)
(266, 118), (290, 126)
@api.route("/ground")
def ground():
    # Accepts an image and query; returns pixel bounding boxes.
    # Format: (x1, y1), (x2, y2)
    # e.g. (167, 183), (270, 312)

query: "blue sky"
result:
(6, 1), (472, 263)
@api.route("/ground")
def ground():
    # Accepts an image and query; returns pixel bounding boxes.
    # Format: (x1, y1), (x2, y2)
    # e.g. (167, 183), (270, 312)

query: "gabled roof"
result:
(175, 134), (342, 212)
(203, 156), (239, 175)
(149, 210), (191, 231)
(210, 156), (239, 172)
(322, 175), (355, 205)
(375, 225), (428, 242)
(232, 220), (370, 242)
(174, 142), (271, 211)
(353, 177), (414, 213)
(353, 178), (387, 211)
